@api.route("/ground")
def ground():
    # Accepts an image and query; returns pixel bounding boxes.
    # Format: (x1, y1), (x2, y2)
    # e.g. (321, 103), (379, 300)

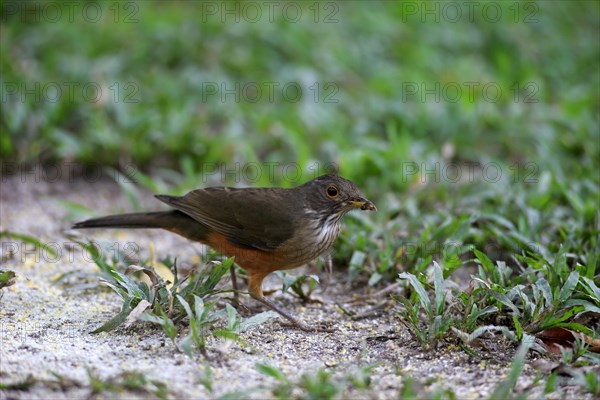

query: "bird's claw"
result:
(280, 320), (335, 333)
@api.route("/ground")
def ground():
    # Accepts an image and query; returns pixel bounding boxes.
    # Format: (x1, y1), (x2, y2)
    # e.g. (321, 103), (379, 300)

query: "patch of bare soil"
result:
(0, 174), (590, 399)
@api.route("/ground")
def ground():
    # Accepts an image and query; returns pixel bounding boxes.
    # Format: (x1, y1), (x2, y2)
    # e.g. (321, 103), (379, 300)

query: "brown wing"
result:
(155, 187), (297, 251)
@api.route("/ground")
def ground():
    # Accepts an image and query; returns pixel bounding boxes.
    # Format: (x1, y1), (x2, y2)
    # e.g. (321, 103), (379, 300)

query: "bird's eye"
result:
(326, 185), (339, 198)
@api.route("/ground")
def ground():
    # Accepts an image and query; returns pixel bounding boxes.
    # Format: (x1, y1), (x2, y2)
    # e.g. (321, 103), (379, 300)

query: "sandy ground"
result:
(0, 170), (590, 399)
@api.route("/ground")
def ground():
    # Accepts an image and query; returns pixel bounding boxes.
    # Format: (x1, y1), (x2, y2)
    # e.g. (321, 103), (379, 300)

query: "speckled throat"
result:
(273, 207), (345, 269)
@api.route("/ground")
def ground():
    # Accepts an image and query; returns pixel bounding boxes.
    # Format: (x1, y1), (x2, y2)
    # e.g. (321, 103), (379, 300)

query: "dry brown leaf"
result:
(536, 327), (600, 354)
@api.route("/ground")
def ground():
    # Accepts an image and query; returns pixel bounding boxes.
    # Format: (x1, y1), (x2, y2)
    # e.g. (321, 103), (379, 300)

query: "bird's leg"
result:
(230, 264), (239, 304)
(228, 264), (252, 315)
(248, 272), (331, 332)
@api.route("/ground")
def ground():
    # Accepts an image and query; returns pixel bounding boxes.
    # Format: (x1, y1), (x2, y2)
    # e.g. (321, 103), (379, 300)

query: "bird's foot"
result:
(226, 297), (252, 317)
(279, 319), (335, 333)
(253, 295), (334, 332)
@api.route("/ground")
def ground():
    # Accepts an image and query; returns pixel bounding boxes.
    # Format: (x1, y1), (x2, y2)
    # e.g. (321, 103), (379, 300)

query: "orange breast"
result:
(205, 232), (301, 274)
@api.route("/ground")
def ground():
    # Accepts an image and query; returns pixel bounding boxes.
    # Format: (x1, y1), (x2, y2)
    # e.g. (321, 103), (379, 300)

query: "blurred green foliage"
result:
(1, 0), (598, 276)
(2, 1), (597, 183)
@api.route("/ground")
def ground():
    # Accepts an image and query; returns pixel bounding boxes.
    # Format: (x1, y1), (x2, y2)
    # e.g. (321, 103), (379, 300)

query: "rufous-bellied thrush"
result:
(73, 174), (376, 331)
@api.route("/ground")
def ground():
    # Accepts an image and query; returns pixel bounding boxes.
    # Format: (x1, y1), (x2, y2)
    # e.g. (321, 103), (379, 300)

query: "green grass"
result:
(70, 241), (276, 357)
(2, 0), (599, 397)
